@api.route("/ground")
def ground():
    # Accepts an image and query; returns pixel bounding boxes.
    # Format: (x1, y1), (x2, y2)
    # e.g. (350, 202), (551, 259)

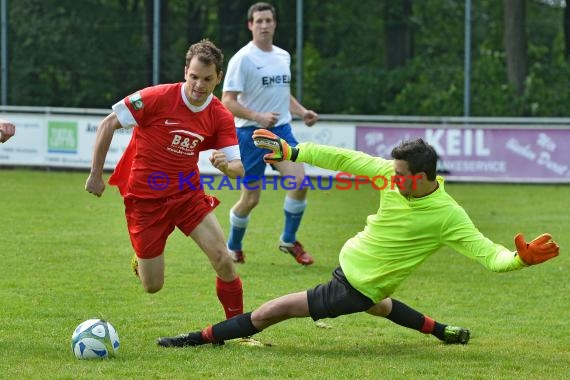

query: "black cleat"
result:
(157, 332), (205, 348)
(443, 326), (470, 344)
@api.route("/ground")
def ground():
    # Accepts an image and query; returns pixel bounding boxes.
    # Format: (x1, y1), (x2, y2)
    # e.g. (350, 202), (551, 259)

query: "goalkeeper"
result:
(157, 131), (560, 348)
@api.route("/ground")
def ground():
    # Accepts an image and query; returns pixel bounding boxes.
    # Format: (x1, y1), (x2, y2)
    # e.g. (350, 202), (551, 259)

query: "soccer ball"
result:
(71, 319), (120, 359)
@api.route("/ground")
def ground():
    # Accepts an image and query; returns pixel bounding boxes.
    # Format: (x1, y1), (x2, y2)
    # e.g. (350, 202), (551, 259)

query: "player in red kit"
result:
(85, 39), (244, 321)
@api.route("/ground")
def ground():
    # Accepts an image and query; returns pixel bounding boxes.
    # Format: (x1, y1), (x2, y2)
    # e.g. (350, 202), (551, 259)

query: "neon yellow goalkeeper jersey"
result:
(297, 142), (525, 303)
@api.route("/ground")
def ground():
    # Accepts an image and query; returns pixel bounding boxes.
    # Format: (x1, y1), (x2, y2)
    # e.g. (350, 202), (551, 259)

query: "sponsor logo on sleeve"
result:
(129, 92), (144, 110)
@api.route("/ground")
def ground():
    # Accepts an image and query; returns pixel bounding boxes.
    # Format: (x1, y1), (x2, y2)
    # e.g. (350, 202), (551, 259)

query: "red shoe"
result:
(279, 240), (314, 265)
(228, 249), (245, 264)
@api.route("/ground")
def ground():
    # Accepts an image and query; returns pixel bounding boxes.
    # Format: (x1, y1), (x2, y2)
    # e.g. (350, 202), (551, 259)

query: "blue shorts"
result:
(237, 124), (299, 184)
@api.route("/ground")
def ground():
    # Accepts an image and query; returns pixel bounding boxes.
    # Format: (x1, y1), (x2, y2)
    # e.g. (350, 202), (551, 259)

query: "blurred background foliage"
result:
(4, 0), (570, 116)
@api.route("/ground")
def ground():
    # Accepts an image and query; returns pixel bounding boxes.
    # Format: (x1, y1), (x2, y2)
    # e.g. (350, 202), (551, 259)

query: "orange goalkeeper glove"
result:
(514, 233), (559, 266)
(252, 129), (299, 163)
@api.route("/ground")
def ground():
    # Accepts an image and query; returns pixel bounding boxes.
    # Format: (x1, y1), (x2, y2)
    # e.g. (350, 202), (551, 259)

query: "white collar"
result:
(181, 83), (212, 112)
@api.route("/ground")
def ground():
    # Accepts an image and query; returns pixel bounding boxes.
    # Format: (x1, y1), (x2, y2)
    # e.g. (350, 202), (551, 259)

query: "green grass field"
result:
(0, 168), (568, 379)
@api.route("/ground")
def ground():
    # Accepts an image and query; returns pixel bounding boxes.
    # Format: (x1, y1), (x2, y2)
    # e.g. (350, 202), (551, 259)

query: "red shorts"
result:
(124, 191), (220, 259)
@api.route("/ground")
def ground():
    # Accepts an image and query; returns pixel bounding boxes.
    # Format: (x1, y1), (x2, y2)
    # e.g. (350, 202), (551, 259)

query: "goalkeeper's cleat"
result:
(279, 240), (314, 265)
(442, 326), (470, 344)
(131, 254), (139, 278)
(314, 320), (333, 329)
(235, 337), (272, 347)
(228, 249), (245, 264)
(157, 332), (215, 348)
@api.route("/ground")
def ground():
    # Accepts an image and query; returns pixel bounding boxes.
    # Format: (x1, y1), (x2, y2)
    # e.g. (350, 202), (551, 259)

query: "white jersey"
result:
(223, 41), (292, 128)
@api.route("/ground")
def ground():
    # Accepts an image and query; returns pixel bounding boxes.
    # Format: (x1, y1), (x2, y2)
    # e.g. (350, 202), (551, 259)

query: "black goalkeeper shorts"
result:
(307, 266), (375, 321)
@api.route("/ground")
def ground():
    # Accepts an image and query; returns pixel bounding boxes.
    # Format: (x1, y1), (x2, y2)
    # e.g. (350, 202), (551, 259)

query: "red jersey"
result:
(109, 83), (237, 198)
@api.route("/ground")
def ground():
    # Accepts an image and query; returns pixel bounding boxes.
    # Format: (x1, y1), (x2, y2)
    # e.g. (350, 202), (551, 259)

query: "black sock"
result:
(186, 331), (206, 345)
(385, 299), (424, 329)
(210, 312), (260, 342)
(431, 323), (447, 341)
(385, 299), (446, 339)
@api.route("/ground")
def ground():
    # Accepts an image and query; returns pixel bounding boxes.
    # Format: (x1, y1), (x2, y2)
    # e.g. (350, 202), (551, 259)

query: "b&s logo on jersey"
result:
(167, 130), (204, 156)
(48, 121), (78, 153)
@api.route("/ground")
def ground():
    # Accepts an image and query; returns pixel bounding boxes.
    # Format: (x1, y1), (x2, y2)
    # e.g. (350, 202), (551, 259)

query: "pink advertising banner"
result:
(355, 125), (570, 183)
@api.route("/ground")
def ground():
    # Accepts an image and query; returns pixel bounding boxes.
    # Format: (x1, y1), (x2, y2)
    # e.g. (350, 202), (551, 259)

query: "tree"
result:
(3, 0), (570, 116)
(503, 0), (528, 96)
(564, 3), (570, 60)
(384, 0), (413, 69)
(216, 0), (251, 57)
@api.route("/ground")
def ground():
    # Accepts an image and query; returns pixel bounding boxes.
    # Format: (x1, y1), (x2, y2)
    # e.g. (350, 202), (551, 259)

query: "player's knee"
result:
(211, 249), (235, 275)
(244, 197), (260, 210)
(367, 298), (392, 317)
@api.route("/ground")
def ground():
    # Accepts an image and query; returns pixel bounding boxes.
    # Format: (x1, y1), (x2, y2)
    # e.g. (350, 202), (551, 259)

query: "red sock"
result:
(421, 316), (435, 334)
(216, 276), (243, 319)
(201, 325), (215, 343)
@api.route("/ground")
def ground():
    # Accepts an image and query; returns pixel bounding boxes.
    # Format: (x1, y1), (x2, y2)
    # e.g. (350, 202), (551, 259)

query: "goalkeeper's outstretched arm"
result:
(252, 129), (392, 178)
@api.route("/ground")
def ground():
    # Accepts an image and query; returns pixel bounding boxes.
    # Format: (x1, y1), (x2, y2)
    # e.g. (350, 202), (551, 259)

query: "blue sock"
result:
(281, 197), (307, 244)
(228, 210), (249, 251)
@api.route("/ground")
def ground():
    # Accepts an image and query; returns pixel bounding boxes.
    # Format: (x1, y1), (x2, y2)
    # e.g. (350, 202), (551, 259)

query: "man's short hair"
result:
(185, 39), (224, 74)
(391, 138), (438, 180)
(247, 2), (276, 22)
